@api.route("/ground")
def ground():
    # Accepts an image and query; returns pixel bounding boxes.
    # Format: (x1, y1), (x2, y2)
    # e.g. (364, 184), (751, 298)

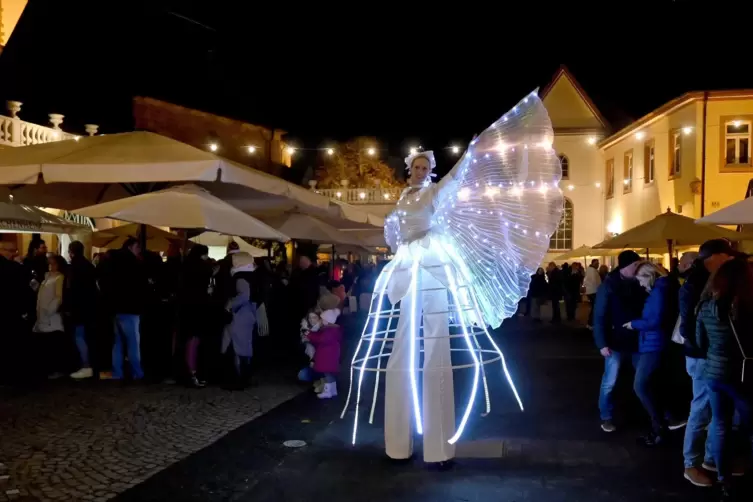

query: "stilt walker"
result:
(341, 91), (564, 466)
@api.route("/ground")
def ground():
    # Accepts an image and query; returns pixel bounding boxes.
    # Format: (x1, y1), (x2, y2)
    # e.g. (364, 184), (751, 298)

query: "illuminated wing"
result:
(432, 90), (563, 328)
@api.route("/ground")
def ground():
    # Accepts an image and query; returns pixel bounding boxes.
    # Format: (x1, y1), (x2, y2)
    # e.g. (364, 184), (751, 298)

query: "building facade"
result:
(133, 97), (292, 177)
(0, 0), (27, 50)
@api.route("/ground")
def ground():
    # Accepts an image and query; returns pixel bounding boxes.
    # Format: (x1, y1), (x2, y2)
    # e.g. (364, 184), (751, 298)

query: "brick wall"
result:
(132, 97), (291, 177)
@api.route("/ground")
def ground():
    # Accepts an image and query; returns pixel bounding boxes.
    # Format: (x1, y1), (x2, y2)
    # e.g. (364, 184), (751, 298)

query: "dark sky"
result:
(0, 0), (744, 174)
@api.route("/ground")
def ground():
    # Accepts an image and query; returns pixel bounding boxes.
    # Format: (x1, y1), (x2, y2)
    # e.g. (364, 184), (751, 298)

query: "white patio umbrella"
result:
(227, 197), (385, 229)
(0, 202), (91, 234)
(190, 232), (268, 257)
(696, 197), (753, 225)
(0, 131), (330, 213)
(260, 213), (366, 245)
(74, 184), (289, 241)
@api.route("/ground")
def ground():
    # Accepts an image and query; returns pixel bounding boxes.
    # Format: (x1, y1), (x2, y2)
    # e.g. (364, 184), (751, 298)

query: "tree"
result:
(315, 137), (403, 189)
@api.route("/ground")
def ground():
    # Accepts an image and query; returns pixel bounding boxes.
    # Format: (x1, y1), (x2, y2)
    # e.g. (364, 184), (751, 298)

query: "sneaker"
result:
(702, 461), (746, 477)
(683, 467), (714, 487)
(667, 418), (688, 431)
(600, 420), (617, 433)
(317, 382), (338, 399)
(70, 367), (93, 380)
(313, 379), (325, 394)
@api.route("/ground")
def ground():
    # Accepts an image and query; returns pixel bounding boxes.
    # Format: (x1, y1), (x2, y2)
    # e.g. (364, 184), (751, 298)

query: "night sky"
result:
(0, 0), (744, 176)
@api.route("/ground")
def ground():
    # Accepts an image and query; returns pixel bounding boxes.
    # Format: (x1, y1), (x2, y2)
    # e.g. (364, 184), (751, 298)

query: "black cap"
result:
(697, 239), (738, 261)
(617, 250), (641, 269)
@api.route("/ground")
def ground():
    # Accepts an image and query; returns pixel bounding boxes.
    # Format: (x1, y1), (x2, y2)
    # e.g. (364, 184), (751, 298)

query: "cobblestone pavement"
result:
(0, 377), (302, 502)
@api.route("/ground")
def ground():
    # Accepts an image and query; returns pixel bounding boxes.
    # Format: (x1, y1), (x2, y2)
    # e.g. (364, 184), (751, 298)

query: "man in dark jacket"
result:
(102, 238), (148, 380)
(0, 239), (32, 384)
(593, 250), (646, 433)
(680, 240), (745, 487)
(66, 241), (99, 380)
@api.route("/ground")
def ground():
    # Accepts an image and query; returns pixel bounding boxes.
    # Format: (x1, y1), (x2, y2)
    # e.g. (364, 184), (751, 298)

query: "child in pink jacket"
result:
(304, 309), (342, 399)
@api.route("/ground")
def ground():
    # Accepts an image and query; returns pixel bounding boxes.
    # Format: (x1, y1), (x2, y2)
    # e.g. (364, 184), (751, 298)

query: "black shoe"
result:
(386, 455), (414, 465)
(637, 430), (665, 447)
(427, 459), (455, 471)
(189, 374), (206, 388)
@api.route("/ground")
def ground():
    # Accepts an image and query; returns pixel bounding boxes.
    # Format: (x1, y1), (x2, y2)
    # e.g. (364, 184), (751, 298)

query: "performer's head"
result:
(405, 150), (436, 186)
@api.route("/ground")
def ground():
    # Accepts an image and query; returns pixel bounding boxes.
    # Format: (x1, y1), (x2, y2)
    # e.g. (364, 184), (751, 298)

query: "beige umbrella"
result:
(552, 245), (622, 261)
(696, 197), (753, 225)
(260, 213), (366, 245)
(593, 209), (751, 255)
(0, 202), (91, 234)
(0, 131), (330, 213)
(92, 224), (181, 252)
(75, 184), (289, 241)
(190, 232), (267, 257)
(229, 197), (385, 229)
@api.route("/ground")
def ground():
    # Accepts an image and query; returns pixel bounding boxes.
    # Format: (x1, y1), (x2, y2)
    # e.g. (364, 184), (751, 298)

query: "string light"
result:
(247, 146), (256, 154)
(209, 143), (218, 152)
(683, 126), (693, 135)
(451, 145), (460, 154)
(326, 148), (335, 155)
(367, 147), (376, 156)
(287, 146), (296, 155)
(409, 147), (418, 155)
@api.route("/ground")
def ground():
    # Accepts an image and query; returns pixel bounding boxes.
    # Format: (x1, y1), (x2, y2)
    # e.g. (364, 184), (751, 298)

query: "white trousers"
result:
(384, 266), (456, 462)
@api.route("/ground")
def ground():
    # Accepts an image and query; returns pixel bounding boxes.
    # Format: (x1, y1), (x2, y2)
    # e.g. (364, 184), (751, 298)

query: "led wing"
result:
(432, 90), (563, 329)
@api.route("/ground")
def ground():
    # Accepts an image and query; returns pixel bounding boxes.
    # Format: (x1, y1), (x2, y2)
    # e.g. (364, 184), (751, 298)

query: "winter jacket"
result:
(307, 325), (342, 374)
(583, 266), (601, 295)
(34, 273), (64, 333)
(630, 276), (679, 353)
(679, 266), (710, 359)
(593, 268), (647, 352)
(697, 298), (749, 382)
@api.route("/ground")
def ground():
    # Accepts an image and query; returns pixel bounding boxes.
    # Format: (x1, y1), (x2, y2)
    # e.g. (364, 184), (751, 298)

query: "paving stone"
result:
(0, 376), (301, 502)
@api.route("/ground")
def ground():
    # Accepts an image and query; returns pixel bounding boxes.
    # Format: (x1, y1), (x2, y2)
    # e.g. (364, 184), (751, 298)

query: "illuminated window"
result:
(670, 132), (682, 177)
(623, 150), (633, 194)
(549, 198), (573, 251)
(725, 120), (751, 165)
(605, 159), (615, 198)
(558, 154), (569, 179)
(644, 140), (655, 183)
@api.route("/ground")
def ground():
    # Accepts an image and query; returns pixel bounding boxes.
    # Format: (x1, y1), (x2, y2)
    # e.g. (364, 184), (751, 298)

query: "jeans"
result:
(112, 314), (144, 380)
(599, 350), (638, 421)
(74, 324), (90, 368)
(634, 351), (667, 433)
(683, 358), (713, 468)
(707, 379), (753, 482)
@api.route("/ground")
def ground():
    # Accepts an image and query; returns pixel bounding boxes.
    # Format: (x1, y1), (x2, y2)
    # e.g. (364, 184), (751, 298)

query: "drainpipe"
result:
(700, 91), (708, 217)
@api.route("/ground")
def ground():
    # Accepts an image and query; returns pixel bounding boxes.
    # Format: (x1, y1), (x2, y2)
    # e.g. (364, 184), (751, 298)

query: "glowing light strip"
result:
(370, 302), (398, 424)
(469, 291), (524, 411)
(444, 264), (480, 445)
(350, 264), (396, 444)
(409, 258), (423, 435)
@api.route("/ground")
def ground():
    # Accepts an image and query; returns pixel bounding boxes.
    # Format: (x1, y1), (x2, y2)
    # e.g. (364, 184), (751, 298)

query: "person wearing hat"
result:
(680, 239), (747, 487)
(593, 250), (648, 433)
(221, 252), (258, 390)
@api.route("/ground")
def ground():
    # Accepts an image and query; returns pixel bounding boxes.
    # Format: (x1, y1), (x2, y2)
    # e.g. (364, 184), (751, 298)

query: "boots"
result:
(317, 382), (338, 399)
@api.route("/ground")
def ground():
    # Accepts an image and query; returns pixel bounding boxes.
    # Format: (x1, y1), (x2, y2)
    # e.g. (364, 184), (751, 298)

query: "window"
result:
(670, 132), (682, 177)
(605, 159), (615, 198)
(644, 140), (655, 184)
(549, 198), (573, 251)
(558, 154), (569, 179)
(724, 120), (751, 166)
(623, 150), (633, 194)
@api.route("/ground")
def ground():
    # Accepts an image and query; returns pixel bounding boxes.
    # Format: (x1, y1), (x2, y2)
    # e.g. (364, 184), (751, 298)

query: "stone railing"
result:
(314, 187), (403, 204)
(0, 101), (98, 147)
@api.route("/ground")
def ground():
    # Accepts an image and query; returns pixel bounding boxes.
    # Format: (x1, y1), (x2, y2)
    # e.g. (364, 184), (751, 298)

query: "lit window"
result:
(623, 151), (633, 194)
(644, 140), (655, 183)
(670, 132), (682, 177)
(605, 159), (615, 198)
(558, 154), (569, 179)
(549, 198), (573, 251)
(725, 120), (751, 165)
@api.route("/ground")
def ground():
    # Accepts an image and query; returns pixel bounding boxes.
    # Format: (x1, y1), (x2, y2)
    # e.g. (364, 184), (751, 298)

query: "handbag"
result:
(728, 314), (752, 383)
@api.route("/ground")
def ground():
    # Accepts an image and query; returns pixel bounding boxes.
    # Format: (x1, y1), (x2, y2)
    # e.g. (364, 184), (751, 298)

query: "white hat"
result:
(404, 150), (436, 173)
(320, 308), (340, 325)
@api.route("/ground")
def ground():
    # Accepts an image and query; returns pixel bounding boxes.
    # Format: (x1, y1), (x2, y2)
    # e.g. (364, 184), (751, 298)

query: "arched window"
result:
(558, 154), (569, 179)
(549, 198), (573, 251)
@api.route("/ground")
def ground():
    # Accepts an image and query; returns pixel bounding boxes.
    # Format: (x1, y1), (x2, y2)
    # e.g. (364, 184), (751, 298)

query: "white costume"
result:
(341, 91), (563, 462)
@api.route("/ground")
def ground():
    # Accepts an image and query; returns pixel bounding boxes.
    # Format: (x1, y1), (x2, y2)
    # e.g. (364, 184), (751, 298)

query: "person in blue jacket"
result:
(624, 262), (680, 446)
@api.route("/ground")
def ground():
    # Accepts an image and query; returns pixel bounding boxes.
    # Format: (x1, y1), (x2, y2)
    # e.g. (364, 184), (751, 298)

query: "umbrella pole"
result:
(645, 248), (649, 260)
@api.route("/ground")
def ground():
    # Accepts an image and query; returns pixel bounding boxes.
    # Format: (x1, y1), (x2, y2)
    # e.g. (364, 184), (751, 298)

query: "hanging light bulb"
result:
(451, 145), (460, 154)
(247, 146), (257, 154)
(287, 146), (296, 155)
(367, 147), (376, 156)
(209, 143), (218, 152)
(327, 148), (335, 156)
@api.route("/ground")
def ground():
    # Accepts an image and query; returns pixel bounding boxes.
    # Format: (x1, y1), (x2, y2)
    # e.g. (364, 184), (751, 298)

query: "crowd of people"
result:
(0, 235), (378, 392)
(591, 240), (752, 498)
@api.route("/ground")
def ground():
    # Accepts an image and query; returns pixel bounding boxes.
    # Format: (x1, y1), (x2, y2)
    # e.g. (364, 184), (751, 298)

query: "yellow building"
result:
(599, 90), (753, 238)
(0, 0), (27, 49)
